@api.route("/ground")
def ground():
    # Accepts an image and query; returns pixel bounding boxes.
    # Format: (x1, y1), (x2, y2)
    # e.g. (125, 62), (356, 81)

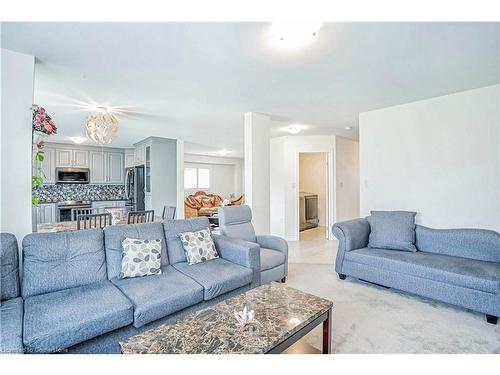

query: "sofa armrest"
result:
(212, 234), (261, 287)
(256, 234), (288, 277)
(332, 218), (370, 274)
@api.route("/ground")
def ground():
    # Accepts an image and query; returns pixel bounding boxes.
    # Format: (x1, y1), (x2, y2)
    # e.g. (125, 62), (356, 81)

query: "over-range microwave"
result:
(55, 167), (90, 184)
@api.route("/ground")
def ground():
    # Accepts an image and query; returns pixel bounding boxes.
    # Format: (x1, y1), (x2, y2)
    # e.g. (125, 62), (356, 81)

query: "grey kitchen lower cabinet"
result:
(91, 200), (128, 209)
(33, 203), (57, 225)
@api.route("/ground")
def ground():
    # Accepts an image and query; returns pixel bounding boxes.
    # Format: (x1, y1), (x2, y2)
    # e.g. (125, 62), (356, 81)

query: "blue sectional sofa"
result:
(332, 219), (500, 324)
(1, 217), (261, 354)
(0, 233), (24, 353)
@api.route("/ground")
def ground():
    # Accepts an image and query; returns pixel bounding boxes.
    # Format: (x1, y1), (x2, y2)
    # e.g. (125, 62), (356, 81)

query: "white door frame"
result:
(295, 149), (336, 240)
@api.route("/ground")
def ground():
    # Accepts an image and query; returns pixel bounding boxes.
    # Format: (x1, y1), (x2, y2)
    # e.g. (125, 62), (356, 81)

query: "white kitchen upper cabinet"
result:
(107, 152), (124, 183)
(56, 148), (89, 168)
(125, 150), (135, 168)
(134, 144), (145, 165)
(42, 148), (56, 183)
(73, 149), (89, 168)
(56, 149), (72, 167)
(33, 147), (55, 184)
(34, 203), (56, 224)
(90, 151), (106, 183)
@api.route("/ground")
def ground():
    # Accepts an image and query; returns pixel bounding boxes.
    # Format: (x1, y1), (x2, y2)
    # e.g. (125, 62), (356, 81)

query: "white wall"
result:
(150, 137), (178, 219)
(176, 140), (185, 219)
(270, 135), (336, 240)
(244, 112), (271, 234)
(0, 49), (35, 241)
(335, 137), (360, 222)
(184, 153), (243, 199)
(360, 84), (500, 231)
(299, 152), (327, 226)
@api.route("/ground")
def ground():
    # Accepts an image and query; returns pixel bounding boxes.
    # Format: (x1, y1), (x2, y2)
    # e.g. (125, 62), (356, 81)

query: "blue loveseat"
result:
(332, 219), (500, 324)
(1, 217), (261, 354)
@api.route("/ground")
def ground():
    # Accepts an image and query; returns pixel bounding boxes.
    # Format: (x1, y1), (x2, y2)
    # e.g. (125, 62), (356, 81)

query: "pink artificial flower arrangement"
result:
(32, 104), (57, 135)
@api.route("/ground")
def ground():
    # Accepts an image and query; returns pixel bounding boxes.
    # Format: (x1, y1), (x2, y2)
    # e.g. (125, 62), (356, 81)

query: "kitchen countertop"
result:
(38, 198), (129, 204)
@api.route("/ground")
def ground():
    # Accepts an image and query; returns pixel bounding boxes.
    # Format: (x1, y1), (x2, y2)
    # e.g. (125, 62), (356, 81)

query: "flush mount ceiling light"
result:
(85, 106), (118, 145)
(287, 124), (303, 134)
(345, 126), (352, 130)
(270, 22), (323, 49)
(69, 136), (87, 144)
(217, 149), (231, 156)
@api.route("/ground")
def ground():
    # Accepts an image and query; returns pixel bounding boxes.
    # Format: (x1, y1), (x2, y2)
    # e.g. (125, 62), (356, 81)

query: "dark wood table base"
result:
(266, 308), (332, 354)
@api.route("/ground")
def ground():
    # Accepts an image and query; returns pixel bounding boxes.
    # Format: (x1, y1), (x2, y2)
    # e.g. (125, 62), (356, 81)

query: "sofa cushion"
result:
(345, 247), (500, 294)
(111, 265), (204, 328)
(0, 297), (23, 353)
(218, 205), (257, 243)
(367, 211), (417, 252)
(1, 233), (20, 301)
(173, 258), (253, 300)
(23, 280), (133, 353)
(22, 229), (107, 298)
(261, 248), (286, 271)
(163, 217), (211, 264)
(104, 222), (168, 280)
(416, 225), (500, 263)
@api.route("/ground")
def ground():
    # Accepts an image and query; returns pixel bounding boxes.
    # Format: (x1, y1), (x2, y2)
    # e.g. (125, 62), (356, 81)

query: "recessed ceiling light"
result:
(70, 136), (87, 144)
(217, 149), (231, 156)
(270, 22), (323, 49)
(345, 126), (352, 130)
(288, 125), (302, 135)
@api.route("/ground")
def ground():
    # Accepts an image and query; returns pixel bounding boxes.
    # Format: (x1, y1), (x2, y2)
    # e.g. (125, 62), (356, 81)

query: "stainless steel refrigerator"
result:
(125, 165), (145, 211)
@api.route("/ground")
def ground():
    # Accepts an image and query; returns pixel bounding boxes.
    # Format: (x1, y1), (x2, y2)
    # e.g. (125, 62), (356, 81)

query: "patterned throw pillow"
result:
(179, 228), (219, 265)
(120, 238), (162, 279)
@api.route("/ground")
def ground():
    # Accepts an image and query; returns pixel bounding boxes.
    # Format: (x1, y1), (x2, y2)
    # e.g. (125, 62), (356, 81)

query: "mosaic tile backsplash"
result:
(33, 184), (126, 203)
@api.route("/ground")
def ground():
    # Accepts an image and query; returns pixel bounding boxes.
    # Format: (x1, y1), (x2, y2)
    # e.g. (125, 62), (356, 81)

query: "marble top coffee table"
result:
(120, 283), (333, 354)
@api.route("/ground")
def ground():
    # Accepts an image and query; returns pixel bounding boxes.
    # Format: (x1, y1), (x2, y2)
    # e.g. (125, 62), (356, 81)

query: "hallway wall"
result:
(335, 137), (360, 222)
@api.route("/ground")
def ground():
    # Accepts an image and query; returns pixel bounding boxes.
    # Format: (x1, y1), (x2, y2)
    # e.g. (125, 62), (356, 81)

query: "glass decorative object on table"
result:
(104, 206), (131, 225)
(234, 301), (261, 329)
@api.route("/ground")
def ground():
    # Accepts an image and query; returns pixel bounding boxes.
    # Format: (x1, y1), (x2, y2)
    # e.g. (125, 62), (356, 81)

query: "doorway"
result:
(298, 152), (329, 240)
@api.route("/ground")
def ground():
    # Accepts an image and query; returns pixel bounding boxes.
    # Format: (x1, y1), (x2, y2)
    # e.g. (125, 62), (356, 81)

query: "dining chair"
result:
(76, 213), (113, 230)
(127, 210), (155, 224)
(71, 207), (101, 221)
(162, 206), (176, 220)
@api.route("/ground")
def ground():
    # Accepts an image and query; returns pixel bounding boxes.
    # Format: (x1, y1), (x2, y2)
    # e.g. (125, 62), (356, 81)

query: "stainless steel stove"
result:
(57, 200), (92, 222)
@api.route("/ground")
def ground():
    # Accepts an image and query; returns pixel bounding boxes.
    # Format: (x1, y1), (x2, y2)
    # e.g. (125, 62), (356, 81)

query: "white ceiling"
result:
(2, 22), (499, 157)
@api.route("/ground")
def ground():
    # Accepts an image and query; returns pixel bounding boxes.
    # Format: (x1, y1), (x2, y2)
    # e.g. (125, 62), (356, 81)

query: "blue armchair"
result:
(218, 205), (288, 284)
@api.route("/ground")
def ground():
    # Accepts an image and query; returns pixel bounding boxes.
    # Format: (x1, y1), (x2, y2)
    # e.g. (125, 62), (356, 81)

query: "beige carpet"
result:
(287, 228), (500, 354)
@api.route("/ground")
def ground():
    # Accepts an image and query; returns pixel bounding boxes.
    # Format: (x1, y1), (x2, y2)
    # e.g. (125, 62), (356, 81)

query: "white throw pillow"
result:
(179, 228), (219, 265)
(120, 238), (162, 279)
